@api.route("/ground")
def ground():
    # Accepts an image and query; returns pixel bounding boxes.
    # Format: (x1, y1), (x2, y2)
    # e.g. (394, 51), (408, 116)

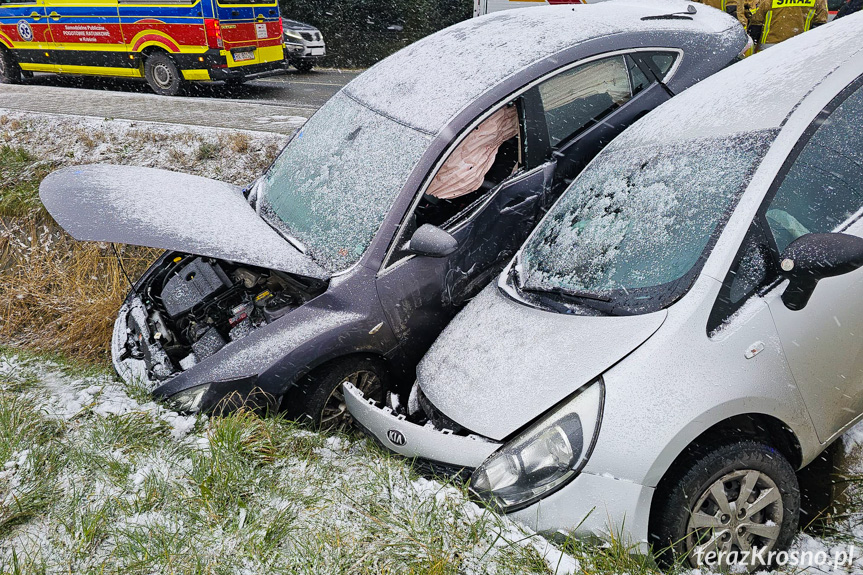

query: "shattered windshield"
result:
(518, 130), (777, 314)
(259, 92), (432, 272)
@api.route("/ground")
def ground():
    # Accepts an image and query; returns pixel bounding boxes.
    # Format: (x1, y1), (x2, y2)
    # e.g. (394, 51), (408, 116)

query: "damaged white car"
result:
(347, 14), (863, 569)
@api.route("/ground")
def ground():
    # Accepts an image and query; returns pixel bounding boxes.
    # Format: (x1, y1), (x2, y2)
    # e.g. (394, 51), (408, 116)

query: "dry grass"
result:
(0, 220), (159, 362)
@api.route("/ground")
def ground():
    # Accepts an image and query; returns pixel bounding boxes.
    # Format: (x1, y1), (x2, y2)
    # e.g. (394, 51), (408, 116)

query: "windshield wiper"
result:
(520, 284), (612, 303)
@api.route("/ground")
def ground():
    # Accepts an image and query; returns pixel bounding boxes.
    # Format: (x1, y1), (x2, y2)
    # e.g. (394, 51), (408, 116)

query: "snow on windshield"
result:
(261, 92), (432, 272)
(520, 131), (777, 299)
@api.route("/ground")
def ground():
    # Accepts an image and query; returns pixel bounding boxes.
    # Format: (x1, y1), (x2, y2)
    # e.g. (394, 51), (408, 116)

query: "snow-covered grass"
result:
(0, 350), (577, 574)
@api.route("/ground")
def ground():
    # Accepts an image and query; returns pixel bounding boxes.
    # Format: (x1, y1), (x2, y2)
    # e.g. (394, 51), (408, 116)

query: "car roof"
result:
(604, 13), (863, 151)
(342, 0), (742, 136)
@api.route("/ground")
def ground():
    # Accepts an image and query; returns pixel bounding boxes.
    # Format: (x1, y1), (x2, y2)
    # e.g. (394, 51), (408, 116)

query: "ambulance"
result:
(474, 0), (600, 17)
(0, 0), (285, 95)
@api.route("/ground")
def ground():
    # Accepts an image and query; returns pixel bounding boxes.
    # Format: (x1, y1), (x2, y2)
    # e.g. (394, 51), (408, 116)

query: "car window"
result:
(384, 100), (526, 267)
(626, 55), (649, 96)
(517, 130), (777, 316)
(707, 221), (777, 336)
(538, 56), (632, 148)
(647, 52), (677, 79)
(765, 83), (863, 254)
(259, 92), (432, 273)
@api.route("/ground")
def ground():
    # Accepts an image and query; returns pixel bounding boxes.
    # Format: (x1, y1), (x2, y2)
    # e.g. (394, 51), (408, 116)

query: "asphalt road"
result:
(0, 68), (359, 134)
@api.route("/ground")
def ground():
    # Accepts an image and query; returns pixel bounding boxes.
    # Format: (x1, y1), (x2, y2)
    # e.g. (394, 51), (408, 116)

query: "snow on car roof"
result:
(606, 13), (863, 150)
(343, 0), (741, 135)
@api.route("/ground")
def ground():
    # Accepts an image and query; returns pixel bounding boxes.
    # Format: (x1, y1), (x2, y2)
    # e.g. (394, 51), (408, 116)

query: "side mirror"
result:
(408, 224), (458, 258)
(780, 233), (863, 310)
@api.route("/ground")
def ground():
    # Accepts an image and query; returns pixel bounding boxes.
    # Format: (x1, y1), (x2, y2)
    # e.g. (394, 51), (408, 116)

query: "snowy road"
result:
(0, 69), (358, 134)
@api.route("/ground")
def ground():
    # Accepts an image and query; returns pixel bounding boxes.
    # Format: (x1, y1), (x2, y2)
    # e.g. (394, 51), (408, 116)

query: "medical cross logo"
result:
(17, 20), (33, 42)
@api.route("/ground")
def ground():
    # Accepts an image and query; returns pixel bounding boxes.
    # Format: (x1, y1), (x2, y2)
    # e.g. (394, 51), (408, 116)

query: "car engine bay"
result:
(116, 253), (327, 383)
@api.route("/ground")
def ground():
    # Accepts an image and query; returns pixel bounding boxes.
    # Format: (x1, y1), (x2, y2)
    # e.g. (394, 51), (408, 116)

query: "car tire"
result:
(283, 356), (389, 429)
(0, 48), (22, 84)
(649, 439), (799, 571)
(292, 60), (314, 73)
(144, 52), (183, 96)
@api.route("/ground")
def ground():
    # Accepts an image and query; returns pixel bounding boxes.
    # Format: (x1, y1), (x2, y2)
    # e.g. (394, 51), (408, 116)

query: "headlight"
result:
(470, 378), (603, 511)
(167, 383), (211, 413)
(284, 30), (304, 42)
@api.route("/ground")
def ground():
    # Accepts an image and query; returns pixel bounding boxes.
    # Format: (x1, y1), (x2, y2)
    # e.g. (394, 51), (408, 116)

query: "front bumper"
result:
(343, 381), (500, 470)
(284, 42), (326, 60)
(345, 381), (653, 550)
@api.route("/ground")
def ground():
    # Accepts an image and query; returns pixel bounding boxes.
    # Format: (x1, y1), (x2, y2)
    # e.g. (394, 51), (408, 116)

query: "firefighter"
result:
(749, 0), (828, 51)
(692, 0), (750, 27)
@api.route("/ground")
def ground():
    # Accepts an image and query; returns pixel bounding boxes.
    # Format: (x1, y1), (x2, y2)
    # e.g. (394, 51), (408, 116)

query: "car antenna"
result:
(641, 4), (697, 20)
(111, 243), (135, 290)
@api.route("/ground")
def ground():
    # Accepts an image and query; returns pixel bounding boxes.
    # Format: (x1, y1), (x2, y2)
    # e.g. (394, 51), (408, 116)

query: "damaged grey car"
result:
(39, 0), (746, 425)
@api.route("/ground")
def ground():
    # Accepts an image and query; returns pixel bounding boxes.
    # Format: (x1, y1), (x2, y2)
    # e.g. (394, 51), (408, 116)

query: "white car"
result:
(346, 13), (863, 570)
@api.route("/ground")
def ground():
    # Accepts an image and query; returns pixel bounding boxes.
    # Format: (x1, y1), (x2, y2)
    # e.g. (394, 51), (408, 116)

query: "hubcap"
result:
(320, 370), (383, 429)
(685, 469), (783, 571)
(153, 63), (173, 88)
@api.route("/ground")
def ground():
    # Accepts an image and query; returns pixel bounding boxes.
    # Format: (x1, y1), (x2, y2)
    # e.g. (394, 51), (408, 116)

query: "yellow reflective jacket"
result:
(693, 0), (750, 27)
(750, 0), (828, 46)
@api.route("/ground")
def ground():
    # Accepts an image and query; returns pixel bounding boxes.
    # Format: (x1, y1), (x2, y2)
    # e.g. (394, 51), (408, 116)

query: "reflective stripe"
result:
(804, 7), (815, 29)
(761, 10), (772, 44)
(721, 0), (728, 9)
(771, 0), (815, 6)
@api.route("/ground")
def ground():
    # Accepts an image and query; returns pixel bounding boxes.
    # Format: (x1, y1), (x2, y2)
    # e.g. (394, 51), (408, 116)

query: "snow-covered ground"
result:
(0, 352), (576, 574)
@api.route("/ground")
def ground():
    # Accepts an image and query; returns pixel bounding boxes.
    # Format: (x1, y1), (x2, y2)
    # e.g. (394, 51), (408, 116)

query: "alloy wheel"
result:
(320, 370), (383, 429)
(685, 469), (784, 570)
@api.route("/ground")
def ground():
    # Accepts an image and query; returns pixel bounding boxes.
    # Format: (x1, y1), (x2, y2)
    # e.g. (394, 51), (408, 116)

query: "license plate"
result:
(234, 50), (255, 62)
(310, 47), (325, 56)
(255, 23), (267, 39)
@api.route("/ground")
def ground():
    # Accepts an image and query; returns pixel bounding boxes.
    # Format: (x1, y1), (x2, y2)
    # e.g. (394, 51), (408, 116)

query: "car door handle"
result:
(49, 11), (60, 20)
(30, 11), (42, 20)
(231, 10), (239, 16)
(256, 14), (265, 21)
(501, 195), (537, 214)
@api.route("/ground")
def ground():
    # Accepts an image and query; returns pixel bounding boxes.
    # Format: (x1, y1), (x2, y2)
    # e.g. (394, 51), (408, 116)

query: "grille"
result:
(300, 31), (316, 42)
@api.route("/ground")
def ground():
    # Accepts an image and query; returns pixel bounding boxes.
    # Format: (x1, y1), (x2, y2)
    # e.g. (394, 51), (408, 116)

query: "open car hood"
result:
(417, 285), (667, 441)
(39, 165), (328, 280)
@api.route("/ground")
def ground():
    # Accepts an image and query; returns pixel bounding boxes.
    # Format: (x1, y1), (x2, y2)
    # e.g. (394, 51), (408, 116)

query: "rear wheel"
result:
(650, 440), (799, 571)
(283, 356), (388, 429)
(0, 48), (22, 84)
(144, 53), (183, 96)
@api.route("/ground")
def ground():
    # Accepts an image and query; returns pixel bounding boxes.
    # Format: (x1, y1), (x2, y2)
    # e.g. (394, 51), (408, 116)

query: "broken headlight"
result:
(167, 383), (212, 413)
(470, 378), (604, 511)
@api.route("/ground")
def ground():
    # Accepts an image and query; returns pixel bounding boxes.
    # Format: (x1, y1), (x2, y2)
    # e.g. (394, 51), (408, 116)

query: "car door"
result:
(528, 51), (676, 200)
(376, 97), (555, 368)
(0, 0), (54, 66)
(47, 0), (124, 72)
(760, 79), (863, 443)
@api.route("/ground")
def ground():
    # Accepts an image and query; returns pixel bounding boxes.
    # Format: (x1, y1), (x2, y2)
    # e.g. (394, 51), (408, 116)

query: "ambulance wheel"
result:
(144, 53), (183, 96)
(0, 48), (22, 84)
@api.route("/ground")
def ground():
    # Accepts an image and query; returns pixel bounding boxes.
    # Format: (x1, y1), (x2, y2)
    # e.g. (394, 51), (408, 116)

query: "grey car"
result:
(40, 0), (745, 426)
(283, 19), (326, 72)
(346, 11), (863, 570)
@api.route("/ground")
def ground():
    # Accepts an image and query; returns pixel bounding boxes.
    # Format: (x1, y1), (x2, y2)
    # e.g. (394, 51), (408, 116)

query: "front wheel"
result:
(283, 356), (388, 429)
(0, 48), (22, 84)
(292, 60), (314, 73)
(650, 440), (799, 571)
(144, 53), (183, 96)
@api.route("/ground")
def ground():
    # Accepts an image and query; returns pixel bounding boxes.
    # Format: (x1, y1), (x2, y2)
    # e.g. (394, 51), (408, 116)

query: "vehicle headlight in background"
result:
(284, 30), (304, 42)
(470, 378), (604, 511)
